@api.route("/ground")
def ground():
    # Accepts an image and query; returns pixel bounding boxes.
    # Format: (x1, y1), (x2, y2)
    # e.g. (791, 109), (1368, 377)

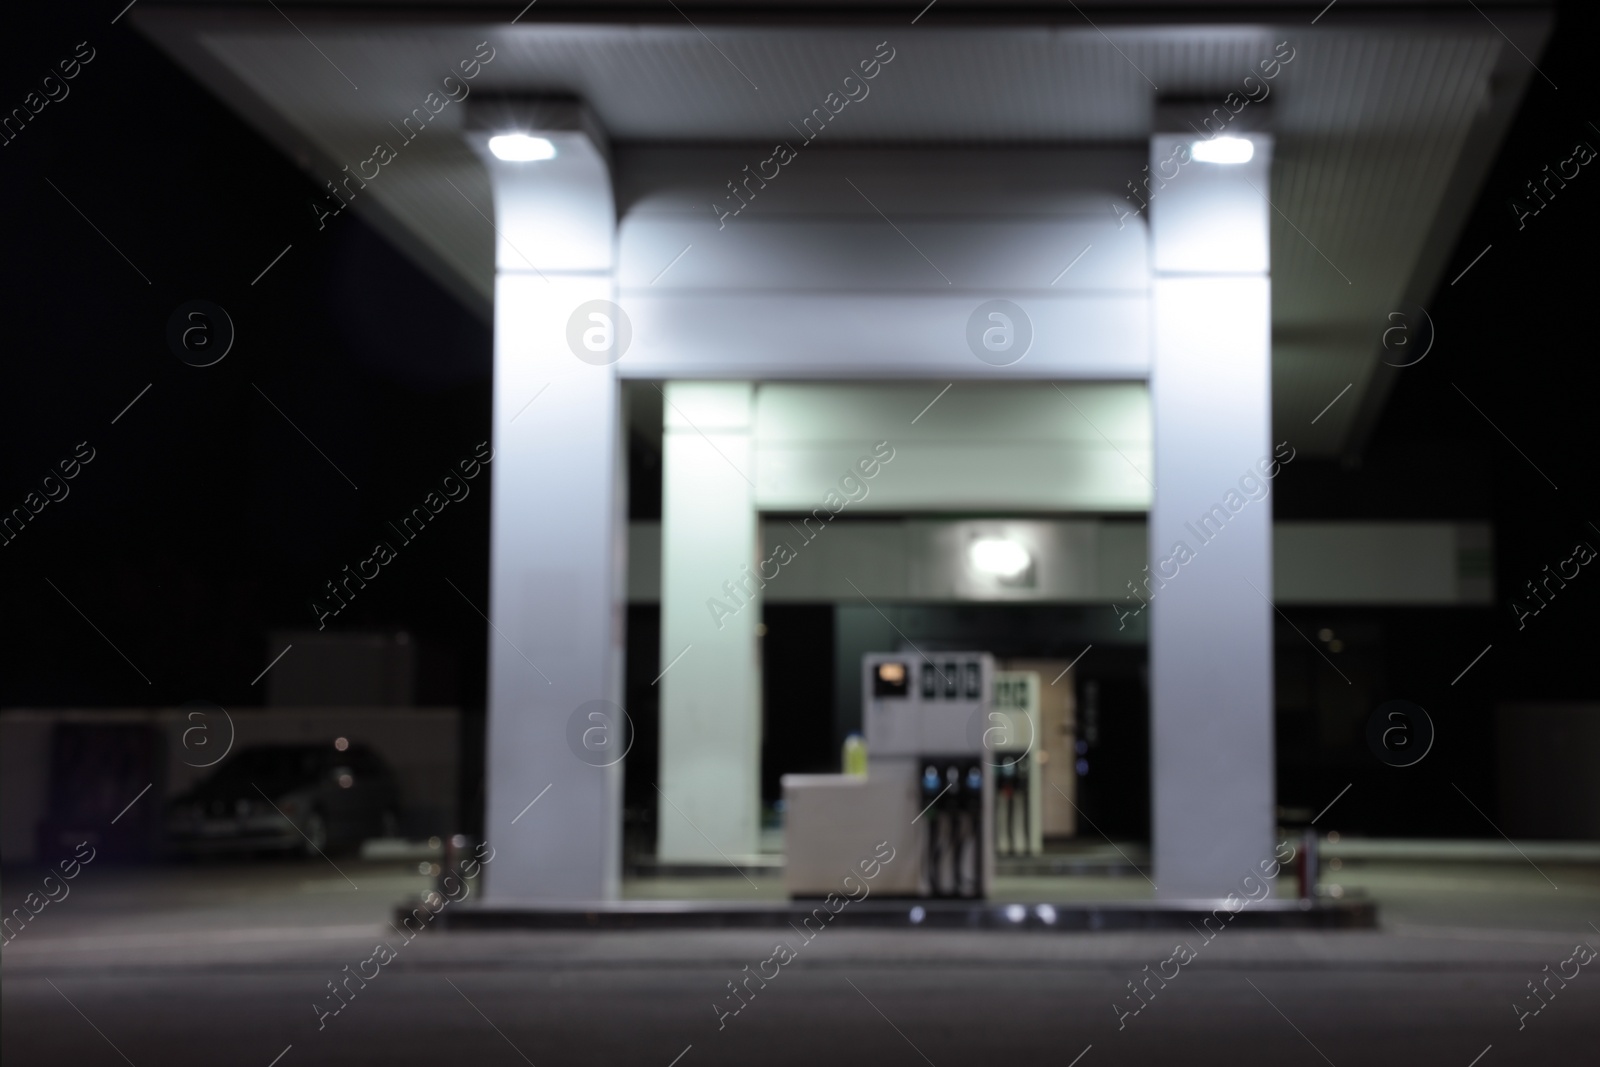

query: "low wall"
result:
(1497, 703), (1600, 839)
(1, 707), (458, 863)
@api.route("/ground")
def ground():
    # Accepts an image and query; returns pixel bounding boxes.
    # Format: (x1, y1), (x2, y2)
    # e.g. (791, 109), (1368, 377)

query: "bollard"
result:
(437, 833), (483, 903)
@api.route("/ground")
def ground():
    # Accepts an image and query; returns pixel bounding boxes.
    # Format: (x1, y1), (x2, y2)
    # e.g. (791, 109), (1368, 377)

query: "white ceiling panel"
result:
(138, 5), (1548, 456)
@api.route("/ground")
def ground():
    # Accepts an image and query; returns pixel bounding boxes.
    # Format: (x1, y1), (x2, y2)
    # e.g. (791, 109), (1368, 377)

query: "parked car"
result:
(165, 741), (401, 856)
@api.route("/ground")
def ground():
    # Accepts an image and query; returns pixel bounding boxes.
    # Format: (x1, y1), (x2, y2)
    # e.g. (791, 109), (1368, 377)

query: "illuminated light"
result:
(1191, 136), (1255, 164)
(338, 773), (354, 789)
(489, 133), (556, 162)
(877, 662), (906, 685)
(968, 537), (1031, 579)
(909, 905), (926, 925)
(334, 737), (349, 751)
(1004, 904), (1026, 923)
(1036, 903), (1058, 924)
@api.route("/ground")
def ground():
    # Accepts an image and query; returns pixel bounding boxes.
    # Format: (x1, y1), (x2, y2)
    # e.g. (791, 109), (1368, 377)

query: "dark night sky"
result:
(2, 4), (494, 710)
(2, 3), (1597, 835)
(1270, 0), (1600, 705)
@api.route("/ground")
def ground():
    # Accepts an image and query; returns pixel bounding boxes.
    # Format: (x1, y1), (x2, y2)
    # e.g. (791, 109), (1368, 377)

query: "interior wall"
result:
(753, 382), (1150, 512)
(627, 518), (1493, 606)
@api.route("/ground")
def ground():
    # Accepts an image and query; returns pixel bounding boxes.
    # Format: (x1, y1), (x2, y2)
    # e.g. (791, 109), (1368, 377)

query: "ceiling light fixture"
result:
(968, 537), (1032, 579)
(1191, 136), (1254, 164)
(488, 133), (557, 162)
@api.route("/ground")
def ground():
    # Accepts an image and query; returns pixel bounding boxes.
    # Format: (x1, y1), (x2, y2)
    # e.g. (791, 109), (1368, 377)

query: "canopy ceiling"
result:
(138, 1), (1551, 457)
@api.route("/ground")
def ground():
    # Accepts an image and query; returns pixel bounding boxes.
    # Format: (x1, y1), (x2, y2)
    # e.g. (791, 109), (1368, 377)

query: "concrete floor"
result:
(4, 853), (1599, 1066)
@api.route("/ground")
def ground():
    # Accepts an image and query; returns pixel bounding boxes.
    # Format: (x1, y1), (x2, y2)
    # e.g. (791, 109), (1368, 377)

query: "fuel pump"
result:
(863, 652), (996, 899)
(989, 670), (1043, 856)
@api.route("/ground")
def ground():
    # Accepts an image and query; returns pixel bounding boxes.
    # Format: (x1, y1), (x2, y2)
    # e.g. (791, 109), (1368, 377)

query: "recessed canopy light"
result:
(969, 537), (1032, 579)
(489, 133), (556, 162)
(1191, 136), (1254, 164)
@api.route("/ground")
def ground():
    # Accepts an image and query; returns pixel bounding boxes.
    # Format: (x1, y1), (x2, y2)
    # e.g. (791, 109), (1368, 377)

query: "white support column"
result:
(657, 382), (762, 863)
(469, 108), (625, 901)
(1147, 131), (1277, 898)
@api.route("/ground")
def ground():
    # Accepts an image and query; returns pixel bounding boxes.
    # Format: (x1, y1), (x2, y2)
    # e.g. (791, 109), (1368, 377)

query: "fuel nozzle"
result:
(962, 763), (983, 813)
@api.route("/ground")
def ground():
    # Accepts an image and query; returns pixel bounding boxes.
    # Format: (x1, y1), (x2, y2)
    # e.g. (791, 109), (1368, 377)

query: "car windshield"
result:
(188, 746), (327, 800)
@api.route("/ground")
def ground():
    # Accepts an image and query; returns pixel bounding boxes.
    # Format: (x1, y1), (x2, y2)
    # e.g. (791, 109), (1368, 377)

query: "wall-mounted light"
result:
(1191, 136), (1254, 164)
(488, 133), (557, 161)
(968, 537), (1032, 580)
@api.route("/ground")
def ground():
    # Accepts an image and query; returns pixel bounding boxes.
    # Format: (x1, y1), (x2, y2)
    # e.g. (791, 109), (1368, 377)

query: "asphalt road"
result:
(3, 858), (1599, 1066)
